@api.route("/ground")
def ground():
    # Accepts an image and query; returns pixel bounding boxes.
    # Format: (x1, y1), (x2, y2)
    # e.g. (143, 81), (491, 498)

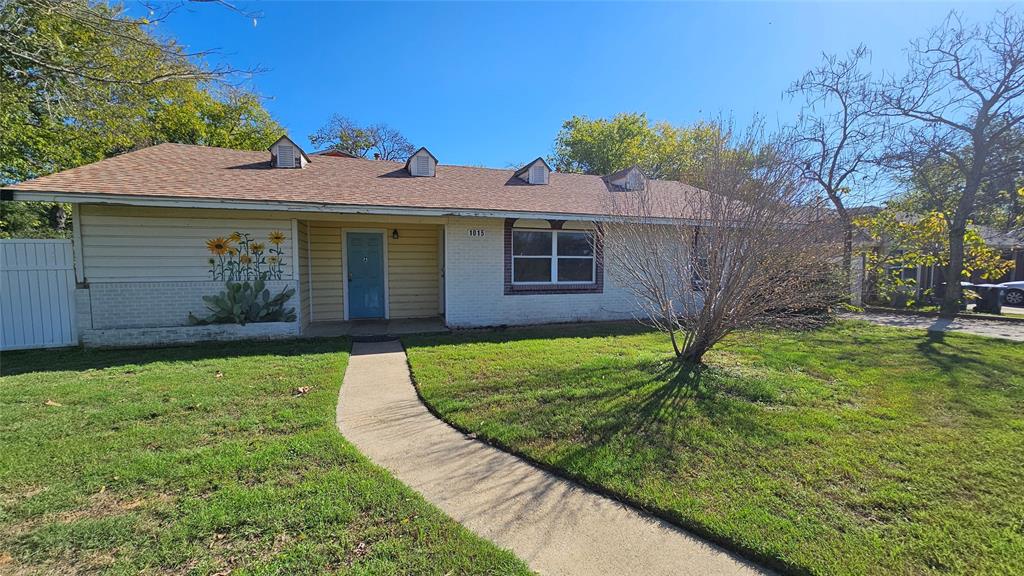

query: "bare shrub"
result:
(605, 122), (843, 364)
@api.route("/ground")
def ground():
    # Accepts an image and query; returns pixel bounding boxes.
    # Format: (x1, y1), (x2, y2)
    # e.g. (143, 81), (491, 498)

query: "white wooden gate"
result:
(0, 239), (77, 350)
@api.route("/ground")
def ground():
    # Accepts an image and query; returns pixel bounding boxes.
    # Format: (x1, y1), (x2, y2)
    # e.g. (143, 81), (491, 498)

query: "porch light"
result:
(392, 229), (399, 240)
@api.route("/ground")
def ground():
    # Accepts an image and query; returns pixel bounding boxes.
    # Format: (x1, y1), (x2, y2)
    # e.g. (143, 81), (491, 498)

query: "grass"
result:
(0, 339), (530, 575)
(405, 321), (1024, 576)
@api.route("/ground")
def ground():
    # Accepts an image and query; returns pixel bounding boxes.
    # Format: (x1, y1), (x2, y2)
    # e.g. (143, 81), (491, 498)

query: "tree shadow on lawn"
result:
(0, 337), (350, 376)
(915, 329), (1015, 379)
(540, 359), (782, 465)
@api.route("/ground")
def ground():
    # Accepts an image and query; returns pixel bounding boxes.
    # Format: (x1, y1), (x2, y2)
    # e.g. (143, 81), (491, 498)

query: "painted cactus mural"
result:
(206, 230), (288, 281)
(190, 230), (296, 325)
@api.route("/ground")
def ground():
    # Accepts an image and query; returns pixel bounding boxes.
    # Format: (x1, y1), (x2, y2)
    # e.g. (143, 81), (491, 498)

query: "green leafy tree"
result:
(550, 113), (720, 180)
(0, 0), (279, 238)
(857, 209), (1013, 306)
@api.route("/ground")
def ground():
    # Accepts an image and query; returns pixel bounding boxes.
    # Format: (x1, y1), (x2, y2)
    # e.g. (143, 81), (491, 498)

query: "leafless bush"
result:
(605, 121), (843, 364)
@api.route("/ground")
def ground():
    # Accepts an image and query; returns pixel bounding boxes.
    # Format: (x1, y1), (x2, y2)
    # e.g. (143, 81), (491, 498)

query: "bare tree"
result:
(880, 9), (1024, 316)
(605, 122), (842, 364)
(787, 45), (886, 299)
(308, 114), (415, 161)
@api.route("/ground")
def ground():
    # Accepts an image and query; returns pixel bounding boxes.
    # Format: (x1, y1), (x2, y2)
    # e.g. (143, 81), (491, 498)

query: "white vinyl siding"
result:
(77, 205), (295, 282)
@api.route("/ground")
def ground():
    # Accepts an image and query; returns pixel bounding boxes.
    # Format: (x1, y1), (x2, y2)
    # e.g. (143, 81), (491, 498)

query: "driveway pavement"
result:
(847, 312), (1024, 342)
(337, 339), (770, 576)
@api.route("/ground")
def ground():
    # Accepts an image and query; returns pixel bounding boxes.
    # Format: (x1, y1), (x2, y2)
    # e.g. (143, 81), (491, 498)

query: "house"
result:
(1, 136), (702, 347)
(851, 206), (1024, 305)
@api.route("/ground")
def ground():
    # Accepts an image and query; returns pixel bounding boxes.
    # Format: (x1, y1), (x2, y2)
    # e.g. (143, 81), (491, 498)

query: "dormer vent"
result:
(607, 165), (646, 191)
(405, 147), (437, 177)
(278, 143), (295, 168)
(514, 157), (552, 185)
(268, 135), (310, 169)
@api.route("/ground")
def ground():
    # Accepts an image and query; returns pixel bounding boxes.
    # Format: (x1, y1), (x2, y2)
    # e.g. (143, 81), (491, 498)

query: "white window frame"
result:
(511, 228), (596, 285)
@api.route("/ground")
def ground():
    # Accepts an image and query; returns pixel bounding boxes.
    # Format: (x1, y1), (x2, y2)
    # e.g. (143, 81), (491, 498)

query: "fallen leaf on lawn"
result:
(44, 400), (62, 407)
(98, 485), (106, 494)
(293, 386), (311, 396)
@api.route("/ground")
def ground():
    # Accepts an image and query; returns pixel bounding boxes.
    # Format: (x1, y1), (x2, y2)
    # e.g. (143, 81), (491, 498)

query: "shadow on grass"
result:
(0, 337), (350, 377)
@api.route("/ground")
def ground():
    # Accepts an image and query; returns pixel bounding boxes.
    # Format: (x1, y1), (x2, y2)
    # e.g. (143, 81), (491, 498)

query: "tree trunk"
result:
(47, 203), (67, 232)
(942, 140), (987, 318)
(842, 220), (854, 303)
(941, 223), (966, 317)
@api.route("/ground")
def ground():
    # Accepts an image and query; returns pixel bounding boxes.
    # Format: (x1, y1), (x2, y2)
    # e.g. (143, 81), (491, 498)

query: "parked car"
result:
(998, 281), (1024, 306)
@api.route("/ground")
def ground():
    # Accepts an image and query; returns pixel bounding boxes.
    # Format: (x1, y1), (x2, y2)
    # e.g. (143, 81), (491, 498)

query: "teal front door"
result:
(346, 232), (385, 319)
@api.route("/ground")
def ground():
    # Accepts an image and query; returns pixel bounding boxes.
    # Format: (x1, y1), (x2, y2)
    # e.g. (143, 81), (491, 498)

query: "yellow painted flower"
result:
(206, 237), (230, 255)
(268, 230), (286, 245)
(267, 255), (279, 265)
(239, 254), (252, 265)
(250, 242), (265, 254)
(228, 247), (238, 256)
(228, 232), (242, 243)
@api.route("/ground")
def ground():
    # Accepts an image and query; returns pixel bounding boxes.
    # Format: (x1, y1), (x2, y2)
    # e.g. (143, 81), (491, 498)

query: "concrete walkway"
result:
(337, 340), (769, 576)
(847, 312), (1024, 342)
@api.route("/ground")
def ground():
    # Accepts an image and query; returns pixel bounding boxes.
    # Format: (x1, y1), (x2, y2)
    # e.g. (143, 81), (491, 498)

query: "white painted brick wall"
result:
(444, 217), (643, 327)
(74, 288), (93, 330)
(81, 321), (299, 349)
(86, 280), (298, 329)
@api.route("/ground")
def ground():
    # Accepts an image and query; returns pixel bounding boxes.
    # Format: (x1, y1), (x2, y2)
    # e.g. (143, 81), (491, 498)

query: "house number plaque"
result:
(468, 229), (486, 237)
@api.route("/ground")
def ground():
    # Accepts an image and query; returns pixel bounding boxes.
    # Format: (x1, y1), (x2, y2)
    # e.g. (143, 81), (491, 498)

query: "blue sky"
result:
(147, 1), (1012, 168)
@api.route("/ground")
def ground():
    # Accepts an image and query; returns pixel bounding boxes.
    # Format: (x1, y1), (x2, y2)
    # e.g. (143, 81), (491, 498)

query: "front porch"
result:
(296, 217), (446, 327)
(304, 317), (448, 338)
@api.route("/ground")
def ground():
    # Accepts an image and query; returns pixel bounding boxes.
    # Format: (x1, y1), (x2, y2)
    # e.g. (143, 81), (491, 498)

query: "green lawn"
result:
(0, 339), (529, 575)
(405, 321), (1024, 576)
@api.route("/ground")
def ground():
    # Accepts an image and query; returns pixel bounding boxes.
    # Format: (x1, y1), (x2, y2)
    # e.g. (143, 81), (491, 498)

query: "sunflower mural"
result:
(205, 230), (287, 281)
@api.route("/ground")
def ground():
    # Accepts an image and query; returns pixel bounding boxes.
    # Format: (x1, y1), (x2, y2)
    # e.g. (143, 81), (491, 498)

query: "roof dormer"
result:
(514, 157), (552, 185)
(405, 147), (437, 177)
(269, 135), (310, 169)
(606, 165), (646, 191)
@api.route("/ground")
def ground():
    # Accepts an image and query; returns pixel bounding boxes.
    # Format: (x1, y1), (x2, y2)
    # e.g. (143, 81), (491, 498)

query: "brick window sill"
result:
(505, 283), (602, 295)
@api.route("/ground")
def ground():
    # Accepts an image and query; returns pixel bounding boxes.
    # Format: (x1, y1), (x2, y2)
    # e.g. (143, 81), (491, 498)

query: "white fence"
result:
(0, 239), (77, 350)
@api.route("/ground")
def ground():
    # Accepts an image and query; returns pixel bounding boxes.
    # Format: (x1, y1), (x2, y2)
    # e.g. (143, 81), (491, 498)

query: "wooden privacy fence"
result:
(0, 239), (77, 350)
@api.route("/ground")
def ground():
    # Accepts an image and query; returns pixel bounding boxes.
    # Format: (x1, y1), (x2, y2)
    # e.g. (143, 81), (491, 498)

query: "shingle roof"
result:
(3, 143), (705, 219)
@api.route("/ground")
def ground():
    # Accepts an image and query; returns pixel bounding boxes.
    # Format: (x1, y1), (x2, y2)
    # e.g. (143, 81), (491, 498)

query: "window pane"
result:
(513, 231), (552, 256)
(514, 258), (552, 282)
(557, 258), (593, 282)
(557, 232), (593, 256)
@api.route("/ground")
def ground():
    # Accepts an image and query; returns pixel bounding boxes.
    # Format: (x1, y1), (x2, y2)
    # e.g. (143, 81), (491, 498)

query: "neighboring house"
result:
(1, 136), (700, 347)
(852, 208), (1024, 305)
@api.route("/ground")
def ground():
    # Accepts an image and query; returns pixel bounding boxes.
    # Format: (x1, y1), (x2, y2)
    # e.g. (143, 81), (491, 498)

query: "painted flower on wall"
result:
(206, 237), (230, 256)
(205, 230), (287, 281)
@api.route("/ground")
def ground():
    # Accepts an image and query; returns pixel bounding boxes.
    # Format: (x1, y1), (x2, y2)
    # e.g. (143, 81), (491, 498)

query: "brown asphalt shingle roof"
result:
(4, 143), (704, 219)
